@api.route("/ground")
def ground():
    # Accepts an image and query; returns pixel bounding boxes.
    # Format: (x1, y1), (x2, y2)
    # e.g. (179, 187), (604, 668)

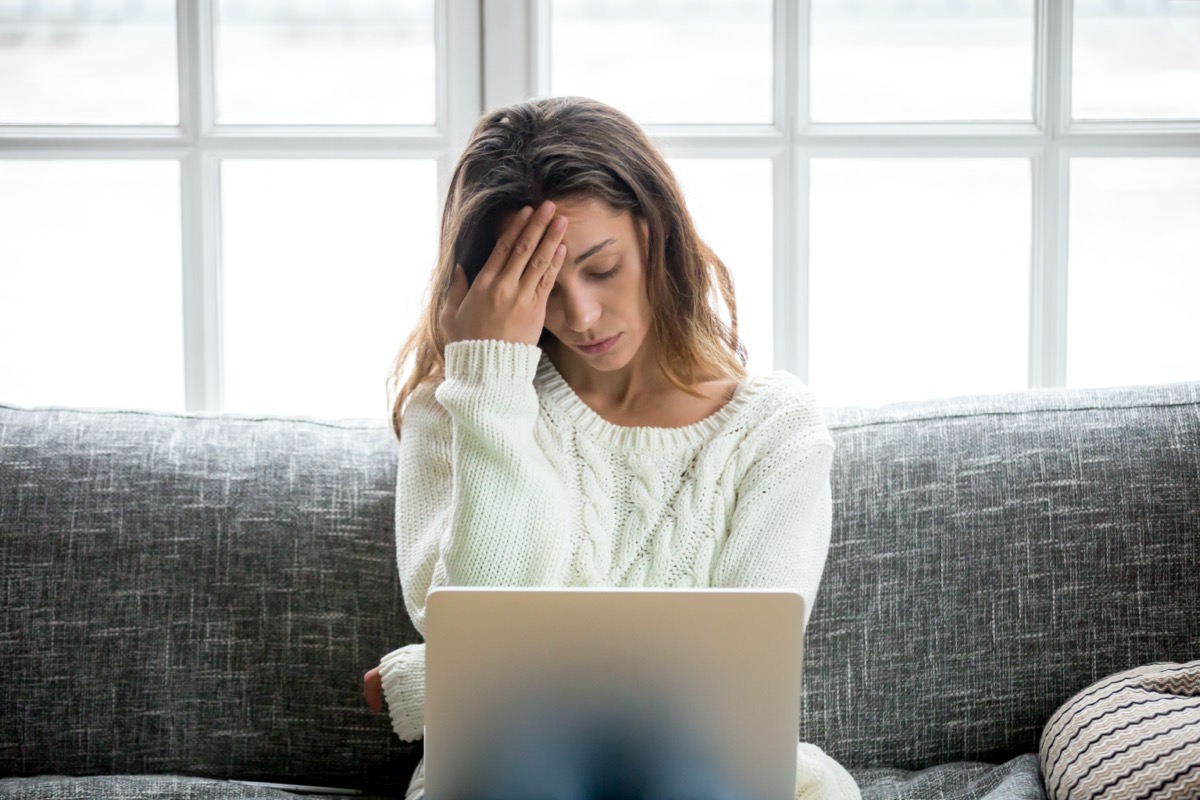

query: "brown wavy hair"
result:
(387, 96), (745, 439)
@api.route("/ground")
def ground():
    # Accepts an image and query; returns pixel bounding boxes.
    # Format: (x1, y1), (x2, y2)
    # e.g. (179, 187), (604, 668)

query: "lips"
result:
(577, 334), (620, 356)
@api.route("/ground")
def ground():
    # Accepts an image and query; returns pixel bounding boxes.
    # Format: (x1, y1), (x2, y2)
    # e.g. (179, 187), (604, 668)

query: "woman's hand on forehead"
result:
(441, 200), (569, 347)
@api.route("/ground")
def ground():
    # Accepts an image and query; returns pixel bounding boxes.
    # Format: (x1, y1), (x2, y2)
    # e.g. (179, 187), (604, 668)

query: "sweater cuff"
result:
(794, 742), (861, 800)
(379, 643), (426, 742)
(444, 340), (542, 386)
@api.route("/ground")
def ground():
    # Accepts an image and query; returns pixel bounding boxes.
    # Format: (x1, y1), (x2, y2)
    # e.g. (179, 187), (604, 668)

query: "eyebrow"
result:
(573, 238), (616, 266)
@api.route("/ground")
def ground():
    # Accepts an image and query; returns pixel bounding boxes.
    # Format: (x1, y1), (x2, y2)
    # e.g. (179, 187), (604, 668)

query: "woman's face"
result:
(539, 195), (655, 374)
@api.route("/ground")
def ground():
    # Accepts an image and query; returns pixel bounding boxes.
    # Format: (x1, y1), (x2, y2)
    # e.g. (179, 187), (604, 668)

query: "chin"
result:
(584, 353), (633, 372)
(547, 331), (649, 374)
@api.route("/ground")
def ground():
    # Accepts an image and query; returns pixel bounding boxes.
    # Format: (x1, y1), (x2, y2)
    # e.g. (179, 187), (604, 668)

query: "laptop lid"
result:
(423, 587), (805, 800)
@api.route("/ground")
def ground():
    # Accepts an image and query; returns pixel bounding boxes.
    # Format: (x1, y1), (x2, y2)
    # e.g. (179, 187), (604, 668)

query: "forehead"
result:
(553, 196), (625, 228)
(497, 196), (635, 242)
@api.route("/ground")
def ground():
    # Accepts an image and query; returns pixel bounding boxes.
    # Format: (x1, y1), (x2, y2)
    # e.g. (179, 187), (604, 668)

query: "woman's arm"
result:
(426, 339), (573, 589)
(377, 338), (573, 742)
(710, 387), (836, 629)
(711, 389), (860, 800)
(374, 202), (571, 742)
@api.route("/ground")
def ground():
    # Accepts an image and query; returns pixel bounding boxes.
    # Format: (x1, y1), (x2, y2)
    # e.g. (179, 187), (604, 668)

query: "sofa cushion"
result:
(854, 754), (1046, 800)
(4, 381), (1198, 786)
(1039, 660), (1200, 800)
(805, 382), (1200, 769)
(0, 774), (390, 799)
(0, 404), (420, 792)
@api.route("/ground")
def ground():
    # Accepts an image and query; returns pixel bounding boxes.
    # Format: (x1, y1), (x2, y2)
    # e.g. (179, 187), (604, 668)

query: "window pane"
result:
(669, 159), (773, 372)
(809, 159), (1031, 407)
(0, 1), (177, 124)
(214, 1), (435, 125)
(1067, 159), (1200, 388)
(549, 0), (773, 125)
(220, 160), (438, 419)
(0, 161), (183, 410)
(1073, 0), (1200, 120)
(810, 0), (1034, 123)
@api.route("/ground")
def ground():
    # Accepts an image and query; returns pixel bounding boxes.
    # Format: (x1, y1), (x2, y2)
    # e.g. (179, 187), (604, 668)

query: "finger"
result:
(534, 243), (567, 301)
(497, 200), (559, 287)
(519, 214), (568, 296)
(476, 206), (534, 283)
(364, 669), (382, 713)
(446, 263), (469, 309)
(439, 264), (469, 336)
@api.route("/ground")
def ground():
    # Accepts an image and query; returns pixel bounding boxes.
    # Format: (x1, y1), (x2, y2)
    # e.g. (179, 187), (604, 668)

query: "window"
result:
(2, 0), (1197, 416)
(502, 0), (1200, 406)
(0, 0), (477, 418)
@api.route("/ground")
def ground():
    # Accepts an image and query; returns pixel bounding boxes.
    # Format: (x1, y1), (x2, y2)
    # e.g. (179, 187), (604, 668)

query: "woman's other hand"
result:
(363, 666), (383, 713)
(441, 200), (568, 346)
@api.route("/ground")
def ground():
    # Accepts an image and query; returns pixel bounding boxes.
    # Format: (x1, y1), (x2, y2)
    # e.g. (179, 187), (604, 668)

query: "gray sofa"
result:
(2, 381), (1197, 799)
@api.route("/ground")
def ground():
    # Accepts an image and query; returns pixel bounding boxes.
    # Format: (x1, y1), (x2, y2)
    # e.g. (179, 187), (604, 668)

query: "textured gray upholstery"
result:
(856, 755), (1046, 800)
(0, 775), (390, 800)
(0, 407), (419, 795)
(807, 382), (1200, 772)
(2, 381), (1198, 799)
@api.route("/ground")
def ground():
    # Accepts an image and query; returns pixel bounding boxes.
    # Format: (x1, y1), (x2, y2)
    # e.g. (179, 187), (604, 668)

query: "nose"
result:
(561, 287), (601, 333)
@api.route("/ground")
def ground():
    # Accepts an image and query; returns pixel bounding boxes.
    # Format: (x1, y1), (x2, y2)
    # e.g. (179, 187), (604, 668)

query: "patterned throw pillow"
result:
(1039, 660), (1200, 800)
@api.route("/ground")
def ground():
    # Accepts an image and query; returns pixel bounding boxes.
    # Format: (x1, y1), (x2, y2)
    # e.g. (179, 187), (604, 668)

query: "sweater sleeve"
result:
(710, 384), (836, 630)
(711, 387), (859, 800)
(378, 339), (573, 742)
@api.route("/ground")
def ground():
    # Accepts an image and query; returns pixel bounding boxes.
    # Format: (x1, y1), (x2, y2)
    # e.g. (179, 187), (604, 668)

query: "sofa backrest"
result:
(2, 381), (1198, 783)
(806, 381), (1200, 769)
(0, 406), (420, 792)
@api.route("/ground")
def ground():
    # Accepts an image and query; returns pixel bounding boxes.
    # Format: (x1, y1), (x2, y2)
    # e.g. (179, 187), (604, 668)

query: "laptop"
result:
(423, 587), (806, 800)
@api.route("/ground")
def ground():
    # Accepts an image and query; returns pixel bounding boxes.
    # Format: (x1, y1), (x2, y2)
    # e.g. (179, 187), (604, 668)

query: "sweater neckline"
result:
(535, 354), (764, 450)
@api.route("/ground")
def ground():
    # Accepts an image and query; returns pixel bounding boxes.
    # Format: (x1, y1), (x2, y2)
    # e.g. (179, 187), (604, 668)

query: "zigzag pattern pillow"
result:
(1040, 661), (1200, 800)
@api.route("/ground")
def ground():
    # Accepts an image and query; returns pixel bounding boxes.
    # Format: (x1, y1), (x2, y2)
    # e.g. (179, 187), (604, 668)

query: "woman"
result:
(363, 96), (859, 800)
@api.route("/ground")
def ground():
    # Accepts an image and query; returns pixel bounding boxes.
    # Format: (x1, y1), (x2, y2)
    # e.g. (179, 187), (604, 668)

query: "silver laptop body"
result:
(423, 587), (805, 800)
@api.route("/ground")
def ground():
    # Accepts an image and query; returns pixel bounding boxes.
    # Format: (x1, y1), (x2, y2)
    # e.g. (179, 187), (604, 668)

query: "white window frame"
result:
(484, 0), (1200, 387)
(3, 0), (1197, 413)
(0, 0), (482, 413)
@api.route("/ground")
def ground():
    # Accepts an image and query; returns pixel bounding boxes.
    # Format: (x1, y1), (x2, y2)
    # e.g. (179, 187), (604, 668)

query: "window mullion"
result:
(1029, 0), (1071, 389)
(440, 0), (483, 201)
(531, 0), (552, 99)
(481, 0), (539, 111)
(179, 0), (223, 412)
(778, 0), (805, 379)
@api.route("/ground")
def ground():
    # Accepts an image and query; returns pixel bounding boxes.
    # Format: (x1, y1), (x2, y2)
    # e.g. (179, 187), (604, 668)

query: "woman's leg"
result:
(461, 706), (604, 800)
(586, 716), (749, 800)
(459, 690), (749, 800)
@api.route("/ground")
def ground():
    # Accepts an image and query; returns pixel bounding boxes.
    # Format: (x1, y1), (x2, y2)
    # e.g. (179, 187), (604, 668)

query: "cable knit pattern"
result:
(576, 435), (613, 585)
(380, 339), (856, 800)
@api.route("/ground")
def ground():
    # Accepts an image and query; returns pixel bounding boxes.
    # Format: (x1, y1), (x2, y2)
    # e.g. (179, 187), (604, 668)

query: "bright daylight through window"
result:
(1, 0), (1196, 417)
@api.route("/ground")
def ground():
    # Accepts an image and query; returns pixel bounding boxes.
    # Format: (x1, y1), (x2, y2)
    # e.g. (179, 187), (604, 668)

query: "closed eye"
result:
(593, 265), (620, 281)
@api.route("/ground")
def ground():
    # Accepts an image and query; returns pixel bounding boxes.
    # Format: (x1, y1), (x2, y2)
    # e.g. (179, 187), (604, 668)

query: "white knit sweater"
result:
(379, 339), (859, 800)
